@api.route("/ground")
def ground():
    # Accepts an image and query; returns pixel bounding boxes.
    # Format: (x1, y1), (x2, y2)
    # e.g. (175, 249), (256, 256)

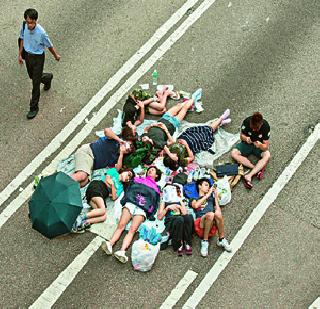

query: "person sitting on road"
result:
(163, 109), (231, 170)
(231, 112), (271, 189)
(191, 179), (232, 257)
(71, 127), (135, 187)
(122, 87), (173, 127)
(101, 166), (162, 264)
(72, 168), (135, 233)
(157, 183), (194, 256)
(140, 99), (194, 151)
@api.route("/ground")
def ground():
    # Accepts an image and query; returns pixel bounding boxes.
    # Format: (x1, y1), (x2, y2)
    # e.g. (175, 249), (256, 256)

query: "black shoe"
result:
(27, 109), (39, 119)
(43, 74), (53, 91)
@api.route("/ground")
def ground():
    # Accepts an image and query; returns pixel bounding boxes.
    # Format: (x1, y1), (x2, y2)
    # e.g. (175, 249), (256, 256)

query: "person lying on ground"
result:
(163, 109), (231, 171)
(72, 168), (135, 233)
(157, 183), (194, 256)
(122, 87), (173, 127)
(140, 99), (194, 151)
(230, 112), (271, 189)
(71, 126), (135, 187)
(101, 166), (162, 264)
(191, 178), (232, 257)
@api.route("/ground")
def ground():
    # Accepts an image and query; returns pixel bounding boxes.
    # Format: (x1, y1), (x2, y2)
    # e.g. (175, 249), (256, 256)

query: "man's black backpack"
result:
(18, 21), (26, 60)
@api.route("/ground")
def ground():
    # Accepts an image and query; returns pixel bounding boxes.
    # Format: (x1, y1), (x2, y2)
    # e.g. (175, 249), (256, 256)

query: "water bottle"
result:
(152, 69), (158, 85)
(187, 170), (194, 183)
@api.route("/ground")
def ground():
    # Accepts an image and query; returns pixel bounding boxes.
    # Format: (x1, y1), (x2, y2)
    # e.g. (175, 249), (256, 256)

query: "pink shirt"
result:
(134, 176), (160, 194)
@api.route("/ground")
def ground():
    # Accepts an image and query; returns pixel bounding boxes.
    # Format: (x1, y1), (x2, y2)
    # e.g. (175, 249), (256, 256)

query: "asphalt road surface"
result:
(0, 0), (319, 308)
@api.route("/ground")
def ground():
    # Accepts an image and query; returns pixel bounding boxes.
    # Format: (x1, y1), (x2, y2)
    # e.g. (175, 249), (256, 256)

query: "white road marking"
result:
(29, 236), (103, 309)
(309, 297), (320, 309)
(0, 0), (218, 229)
(160, 270), (198, 309)
(183, 123), (320, 308)
(0, 0), (199, 207)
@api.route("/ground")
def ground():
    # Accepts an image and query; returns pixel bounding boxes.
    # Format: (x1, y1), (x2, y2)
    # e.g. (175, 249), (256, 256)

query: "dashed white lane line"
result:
(29, 236), (103, 309)
(160, 270), (198, 309)
(0, 0), (215, 229)
(0, 0), (199, 207)
(309, 297), (320, 309)
(183, 123), (320, 308)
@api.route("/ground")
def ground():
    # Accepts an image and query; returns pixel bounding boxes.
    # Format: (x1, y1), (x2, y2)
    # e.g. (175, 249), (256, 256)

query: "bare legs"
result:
(200, 211), (225, 240)
(231, 149), (271, 183)
(85, 197), (106, 224)
(165, 99), (193, 122)
(71, 171), (89, 188)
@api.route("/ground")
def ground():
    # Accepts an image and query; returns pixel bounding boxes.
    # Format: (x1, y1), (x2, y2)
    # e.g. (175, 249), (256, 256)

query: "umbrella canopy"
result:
(29, 172), (83, 238)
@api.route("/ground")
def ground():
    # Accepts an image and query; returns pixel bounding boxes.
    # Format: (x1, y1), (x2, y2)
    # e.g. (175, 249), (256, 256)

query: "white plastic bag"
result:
(131, 239), (160, 272)
(216, 175), (232, 206)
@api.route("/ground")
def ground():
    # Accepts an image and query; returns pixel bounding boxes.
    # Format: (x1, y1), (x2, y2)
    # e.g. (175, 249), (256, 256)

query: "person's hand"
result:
(136, 100), (144, 109)
(54, 54), (61, 61)
(246, 136), (252, 144)
(157, 122), (167, 130)
(18, 55), (23, 65)
(212, 186), (218, 197)
(167, 204), (180, 212)
(119, 144), (127, 153)
(118, 138), (126, 145)
(206, 186), (214, 199)
(253, 141), (262, 148)
(178, 139), (187, 146)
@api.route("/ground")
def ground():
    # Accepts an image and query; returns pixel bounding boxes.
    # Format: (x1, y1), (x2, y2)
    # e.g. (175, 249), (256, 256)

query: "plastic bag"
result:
(216, 175), (232, 206)
(131, 239), (160, 272)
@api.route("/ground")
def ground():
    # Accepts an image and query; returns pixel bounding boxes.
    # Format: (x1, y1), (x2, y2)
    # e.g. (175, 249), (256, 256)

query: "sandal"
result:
(243, 177), (253, 189)
(256, 166), (266, 181)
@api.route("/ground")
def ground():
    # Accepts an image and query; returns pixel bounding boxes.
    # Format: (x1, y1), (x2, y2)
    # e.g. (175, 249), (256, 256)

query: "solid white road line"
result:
(309, 297), (320, 309)
(0, 0), (218, 229)
(160, 270), (198, 309)
(183, 124), (320, 308)
(0, 0), (199, 207)
(29, 236), (103, 309)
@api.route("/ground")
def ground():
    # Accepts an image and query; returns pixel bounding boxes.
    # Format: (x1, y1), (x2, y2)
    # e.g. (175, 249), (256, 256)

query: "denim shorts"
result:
(161, 112), (181, 128)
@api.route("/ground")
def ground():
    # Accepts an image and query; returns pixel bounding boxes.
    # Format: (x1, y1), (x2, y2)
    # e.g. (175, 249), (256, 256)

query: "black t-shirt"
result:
(122, 97), (140, 126)
(144, 119), (175, 150)
(241, 116), (270, 143)
(190, 196), (215, 219)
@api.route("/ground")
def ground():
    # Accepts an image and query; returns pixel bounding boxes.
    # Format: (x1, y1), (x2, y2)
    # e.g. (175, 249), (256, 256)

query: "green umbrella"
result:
(29, 172), (83, 238)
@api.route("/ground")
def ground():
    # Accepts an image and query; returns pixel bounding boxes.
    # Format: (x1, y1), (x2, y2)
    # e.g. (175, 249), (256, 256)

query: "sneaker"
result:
(71, 222), (90, 234)
(185, 244), (193, 255)
(101, 241), (113, 255)
(200, 240), (209, 257)
(114, 250), (128, 264)
(27, 108), (39, 120)
(177, 245), (184, 256)
(195, 100), (204, 113)
(221, 118), (231, 125)
(217, 238), (232, 252)
(192, 88), (202, 104)
(220, 108), (230, 120)
(43, 73), (53, 91)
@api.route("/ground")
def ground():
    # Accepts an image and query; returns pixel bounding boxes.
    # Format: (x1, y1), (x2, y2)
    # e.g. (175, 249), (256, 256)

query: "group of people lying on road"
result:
(70, 87), (271, 264)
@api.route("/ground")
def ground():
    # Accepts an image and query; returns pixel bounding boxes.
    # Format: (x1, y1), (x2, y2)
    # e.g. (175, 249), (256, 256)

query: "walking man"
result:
(18, 8), (60, 119)
(231, 112), (271, 189)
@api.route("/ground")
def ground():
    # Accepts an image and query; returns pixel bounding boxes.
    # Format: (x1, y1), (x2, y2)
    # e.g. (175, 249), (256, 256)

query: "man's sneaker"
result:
(192, 88), (202, 104)
(114, 250), (128, 264)
(43, 73), (53, 91)
(71, 222), (90, 234)
(101, 241), (113, 255)
(195, 100), (204, 113)
(177, 245), (184, 256)
(27, 108), (39, 120)
(217, 238), (232, 252)
(200, 240), (209, 257)
(185, 244), (193, 255)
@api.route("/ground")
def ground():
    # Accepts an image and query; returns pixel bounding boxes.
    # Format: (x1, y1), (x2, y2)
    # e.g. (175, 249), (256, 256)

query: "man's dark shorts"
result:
(235, 141), (263, 158)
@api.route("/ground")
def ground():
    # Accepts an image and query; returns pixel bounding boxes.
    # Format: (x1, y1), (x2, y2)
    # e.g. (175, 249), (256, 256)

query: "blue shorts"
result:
(161, 112), (181, 128)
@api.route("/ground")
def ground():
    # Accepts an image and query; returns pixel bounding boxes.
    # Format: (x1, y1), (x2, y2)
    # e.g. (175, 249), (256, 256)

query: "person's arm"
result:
(157, 202), (167, 220)
(178, 139), (195, 163)
(156, 122), (175, 144)
(135, 101), (145, 126)
(213, 187), (222, 216)
(240, 132), (252, 144)
(105, 176), (117, 200)
(179, 201), (188, 215)
(104, 128), (124, 144)
(115, 145), (125, 170)
(253, 139), (269, 152)
(18, 39), (24, 64)
(48, 46), (61, 61)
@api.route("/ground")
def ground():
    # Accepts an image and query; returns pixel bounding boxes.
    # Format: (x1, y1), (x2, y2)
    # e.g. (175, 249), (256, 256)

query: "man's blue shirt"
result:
(20, 24), (53, 54)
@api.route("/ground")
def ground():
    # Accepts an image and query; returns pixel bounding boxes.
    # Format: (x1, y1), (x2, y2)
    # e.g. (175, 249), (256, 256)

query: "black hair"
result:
(146, 166), (162, 182)
(122, 96), (139, 127)
(24, 8), (38, 20)
(163, 155), (179, 171)
(118, 168), (135, 191)
(196, 178), (210, 192)
(121, 125), (137, 142)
